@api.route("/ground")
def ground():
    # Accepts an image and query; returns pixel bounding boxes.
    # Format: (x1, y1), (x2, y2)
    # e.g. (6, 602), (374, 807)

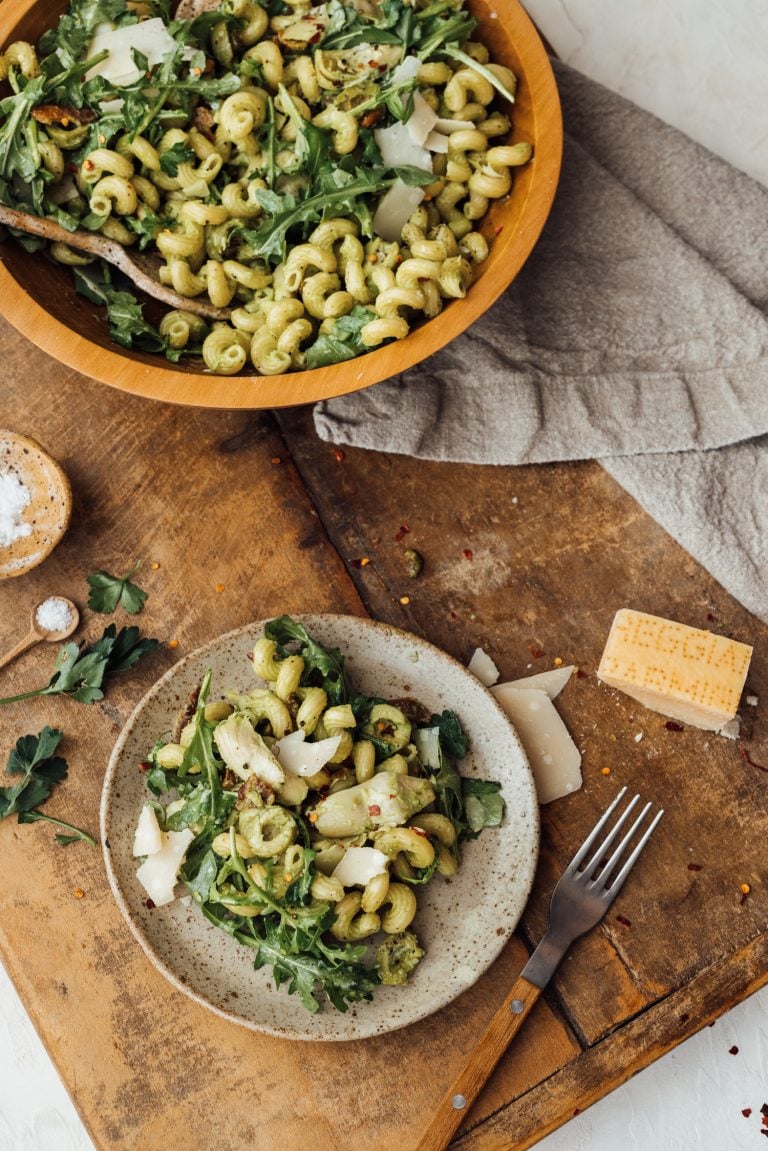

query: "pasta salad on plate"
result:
(0, 0), (531, 374)
(131, 615), (507, 1013)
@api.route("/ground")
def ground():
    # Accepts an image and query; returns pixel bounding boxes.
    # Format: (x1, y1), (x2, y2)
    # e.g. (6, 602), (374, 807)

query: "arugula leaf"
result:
(158, 141), (196, 177)
(73, 267), (196, 362)
(264, 616), (347, 705)
(0, 625), (160, 707)
(87, 560), (148, 614)
(429, 709), (468, 759)
(304, 306), (376, 369)
(0, 727), (95, 845)
(462, 778), (505, 833)
(177, 670), (232, 829)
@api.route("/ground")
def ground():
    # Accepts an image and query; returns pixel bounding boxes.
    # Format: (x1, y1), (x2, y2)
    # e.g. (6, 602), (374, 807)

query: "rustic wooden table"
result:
(1, 317), (766, 1150)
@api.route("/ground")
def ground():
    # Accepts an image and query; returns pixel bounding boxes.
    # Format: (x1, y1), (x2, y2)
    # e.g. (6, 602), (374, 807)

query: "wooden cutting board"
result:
(0, 319), (766, 1150)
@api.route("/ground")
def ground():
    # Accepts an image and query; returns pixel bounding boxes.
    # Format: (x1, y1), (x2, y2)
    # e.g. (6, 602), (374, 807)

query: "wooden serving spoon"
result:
(0, 203), (230, 321)
(0, 597), (80, 672)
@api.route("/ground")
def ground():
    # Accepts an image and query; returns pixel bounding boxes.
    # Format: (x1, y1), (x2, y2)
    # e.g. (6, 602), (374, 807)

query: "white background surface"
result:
(2, 1), (768, 1149)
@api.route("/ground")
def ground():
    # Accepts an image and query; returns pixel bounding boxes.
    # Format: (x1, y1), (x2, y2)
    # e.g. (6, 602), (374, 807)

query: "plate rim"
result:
(101, 613), (540, 1040)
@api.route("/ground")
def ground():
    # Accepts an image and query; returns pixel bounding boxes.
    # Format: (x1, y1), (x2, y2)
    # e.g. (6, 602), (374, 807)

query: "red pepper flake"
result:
(449, 610), (457, 619)
(368, 804), (381, 816)
(394, 523), (410, 541)
(687, 862), (703, 871)
(573, 1107), (581, 1116)
(665, 721), (684, 731)
(576, 667), (588, 679)
(333, 448), (345, 461)
(529, 646), (545, 659)
(463, 548), (473, 560)
(271, 456), (281, 464)
(411, 826), (428, 837)
(740, 745), (768, 772)
(144, 897), (156, 910)
(742, 1108), (752, 1118)
(616, 914), (632, 927)
(729, 1045), (740, 1055)
(495, 225), (504, 236)
(138, 760), (151, 773)
(706, 612), (715, 621)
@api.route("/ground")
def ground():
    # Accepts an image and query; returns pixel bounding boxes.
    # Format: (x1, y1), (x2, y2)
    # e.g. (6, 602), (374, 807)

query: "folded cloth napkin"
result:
(314, 60), (768, 624)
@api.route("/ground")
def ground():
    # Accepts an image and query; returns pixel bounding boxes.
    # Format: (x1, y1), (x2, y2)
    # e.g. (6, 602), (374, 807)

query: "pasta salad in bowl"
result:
(101, 614), (539, 1039)
(0, 0), (561, 408)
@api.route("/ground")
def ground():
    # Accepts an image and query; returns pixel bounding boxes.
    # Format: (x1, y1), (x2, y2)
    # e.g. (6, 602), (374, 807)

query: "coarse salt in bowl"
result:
(0, 0), (562, 410)
(0, 430), (72, 580)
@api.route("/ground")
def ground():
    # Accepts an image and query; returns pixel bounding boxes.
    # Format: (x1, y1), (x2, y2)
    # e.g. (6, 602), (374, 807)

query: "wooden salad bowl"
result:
(0, 0), (562, 410)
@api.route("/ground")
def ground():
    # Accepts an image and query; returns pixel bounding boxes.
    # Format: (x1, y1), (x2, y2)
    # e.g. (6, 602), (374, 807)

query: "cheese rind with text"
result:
(597, 609), (752, 731)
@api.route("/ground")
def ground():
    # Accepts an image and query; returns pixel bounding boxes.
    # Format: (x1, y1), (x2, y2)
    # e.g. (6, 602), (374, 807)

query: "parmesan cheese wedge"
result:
(331, 846), (389, 887)
(597, 608), (753, 732)
(274, 729), (343, 776)
(493, 686), (582, 804)
(86, 18), (180, 86)
(468, 646), (500, 687)
(373, 179), (425, 241)
(132, 804), (163, 857)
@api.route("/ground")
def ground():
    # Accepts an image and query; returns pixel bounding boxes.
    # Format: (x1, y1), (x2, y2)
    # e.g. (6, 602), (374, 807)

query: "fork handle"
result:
(413, 974), (542, 1151)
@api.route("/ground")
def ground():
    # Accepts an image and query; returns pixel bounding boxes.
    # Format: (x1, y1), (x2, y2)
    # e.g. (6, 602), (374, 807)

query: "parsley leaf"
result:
(87, 560), (148, 615)
(0, 625), (160, 707)
(73, 266), (198, 362)
(0, 727), (95, 846)
(158, 141), (196, 177)
(304, 306), (376, 369)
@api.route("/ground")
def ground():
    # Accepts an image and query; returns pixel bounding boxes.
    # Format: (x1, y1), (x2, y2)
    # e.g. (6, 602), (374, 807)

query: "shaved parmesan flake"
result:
(86, 18), (180, 86)
(494, 665), (575, 700)
(493, 687), (582, 804)
(424, 130), (450, 154)
(374, 120), (432, 174)
(390, 54), (421, 86)
(373, 178), (424, 241)
(406, 92), (438, 146)
(434, 117), (476, 134)
(136, 827), (194, 907)
(468, 647), (500, 687)
(332, 846), (389, 887)
(132, 804), (163, 857)
(274, 729), (342, 777)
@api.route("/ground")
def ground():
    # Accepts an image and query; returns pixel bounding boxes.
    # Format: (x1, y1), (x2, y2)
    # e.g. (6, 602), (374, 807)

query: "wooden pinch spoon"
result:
(0, 597), (80, 672)
(0, 203), (230, 322)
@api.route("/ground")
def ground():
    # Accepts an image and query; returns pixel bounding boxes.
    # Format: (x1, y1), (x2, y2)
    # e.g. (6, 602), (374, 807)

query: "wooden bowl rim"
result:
(0, 0), (562, 410)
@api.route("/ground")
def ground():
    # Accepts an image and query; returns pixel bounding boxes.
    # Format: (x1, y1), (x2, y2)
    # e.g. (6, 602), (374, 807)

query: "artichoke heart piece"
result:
(312, 771), (435, 837)
(213, 713), (285, 787)
(316, 43), (403, 90)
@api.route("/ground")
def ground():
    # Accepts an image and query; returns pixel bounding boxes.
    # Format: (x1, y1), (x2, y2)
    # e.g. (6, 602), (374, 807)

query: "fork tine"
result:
(602, 807), (664, 899)
(579, 793), (640, 881)
(589, 799), (653, 888)
(567, 785), (628, 872)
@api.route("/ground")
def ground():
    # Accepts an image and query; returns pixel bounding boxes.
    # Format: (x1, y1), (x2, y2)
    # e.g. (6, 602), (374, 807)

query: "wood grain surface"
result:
(0, 316), (766, 1151)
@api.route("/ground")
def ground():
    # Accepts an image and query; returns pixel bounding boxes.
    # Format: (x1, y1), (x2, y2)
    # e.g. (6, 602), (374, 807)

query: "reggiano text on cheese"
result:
(597, 608), (753, 731)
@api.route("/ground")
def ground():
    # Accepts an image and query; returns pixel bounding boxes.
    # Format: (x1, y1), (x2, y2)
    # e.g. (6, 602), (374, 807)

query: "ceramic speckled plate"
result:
(0, 430), (72, 579)
(101, 615), (539, 1041)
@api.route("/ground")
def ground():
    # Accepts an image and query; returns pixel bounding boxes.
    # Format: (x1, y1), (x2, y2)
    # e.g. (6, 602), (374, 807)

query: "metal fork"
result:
(414, 788), (664, 1151)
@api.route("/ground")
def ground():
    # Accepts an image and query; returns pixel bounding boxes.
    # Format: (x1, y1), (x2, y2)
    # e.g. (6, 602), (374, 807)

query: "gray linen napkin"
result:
(314, 60), (768, 624)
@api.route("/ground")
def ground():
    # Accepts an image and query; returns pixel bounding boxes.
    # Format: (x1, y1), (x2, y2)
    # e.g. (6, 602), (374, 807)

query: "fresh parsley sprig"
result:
(0, 624), (160, 707)
(87, 560), (149, 615)
(0, 727), (95, 846)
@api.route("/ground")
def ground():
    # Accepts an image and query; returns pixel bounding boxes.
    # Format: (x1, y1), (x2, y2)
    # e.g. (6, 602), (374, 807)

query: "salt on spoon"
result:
(0, 596), (80, 673)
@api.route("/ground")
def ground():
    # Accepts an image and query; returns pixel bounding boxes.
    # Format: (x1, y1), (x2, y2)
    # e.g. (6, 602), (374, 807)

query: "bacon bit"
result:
(399, 595), (411, 605)
(740, 745), (768, 772)
(368, 804), (381, 817)
(687, 862), (703, 871)
(73, 888), (85, 899)
(394, 523), (410, 541)
(463, 548), (473, 560)
(215, 582), (226, 593)
(31, 104), (97, 127)
(333, 448), (345, 461)
(271, 456), (282, 464)
(729, 1045), (740, 1055)
(616, 914), (632, 927)
(665, 721), (684, 732)
(529, 646), (545, 659)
